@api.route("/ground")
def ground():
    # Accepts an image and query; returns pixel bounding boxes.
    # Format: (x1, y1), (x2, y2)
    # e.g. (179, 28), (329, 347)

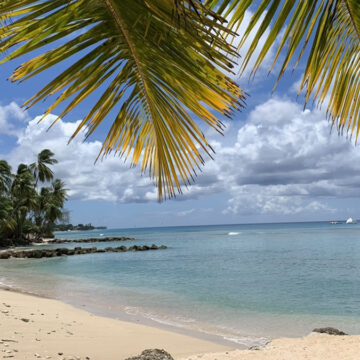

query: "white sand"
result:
(1, 289), (359, 360)
(180, 334), (360, 360)
(0, 289), (229, 360)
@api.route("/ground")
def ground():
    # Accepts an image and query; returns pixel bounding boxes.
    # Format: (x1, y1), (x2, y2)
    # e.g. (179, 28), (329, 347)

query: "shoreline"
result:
(0, 283), (245, 349)
(0, 288), (232, 360)
(2, 275), (359, 349)
(1, 288), (359, 360)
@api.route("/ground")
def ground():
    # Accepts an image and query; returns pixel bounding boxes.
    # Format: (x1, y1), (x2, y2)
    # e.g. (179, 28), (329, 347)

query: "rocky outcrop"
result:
(312, 327), (348, 335)
(125, 349), (174, 360)
(46, 236), (135, 244)
(0, 245), (167, 259)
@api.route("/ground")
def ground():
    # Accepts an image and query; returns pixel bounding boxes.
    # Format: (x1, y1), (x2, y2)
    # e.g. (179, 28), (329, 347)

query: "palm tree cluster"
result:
(0, 150), (67, 247)
(0, 1), (359, 200)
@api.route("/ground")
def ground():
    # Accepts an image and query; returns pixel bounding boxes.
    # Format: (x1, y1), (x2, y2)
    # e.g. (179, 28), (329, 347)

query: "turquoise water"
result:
(1, 222), (360, 346)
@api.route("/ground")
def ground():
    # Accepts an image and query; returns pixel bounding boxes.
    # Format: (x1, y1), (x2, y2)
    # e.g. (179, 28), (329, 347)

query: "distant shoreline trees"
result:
(0, 150), (67, 247)
(53, 223), (107, 232)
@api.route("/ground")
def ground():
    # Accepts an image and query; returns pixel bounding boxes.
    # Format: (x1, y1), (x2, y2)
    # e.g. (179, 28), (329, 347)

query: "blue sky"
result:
(1, 12), (360, 228)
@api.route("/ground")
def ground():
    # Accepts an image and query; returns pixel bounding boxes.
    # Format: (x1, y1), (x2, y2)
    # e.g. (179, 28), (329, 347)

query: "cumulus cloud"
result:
(0, 102), (29, 137)
(216, 98), (360, 215)
(224, 192), (333, 216)
(2, 97), (360, 217)
(6, 114), (156, 202)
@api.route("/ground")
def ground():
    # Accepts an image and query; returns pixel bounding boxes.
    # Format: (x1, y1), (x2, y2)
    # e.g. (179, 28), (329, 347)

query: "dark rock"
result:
(125, 349), (174, 360)
(248, 345), (262, 350)
(33, 251), (42, 259)
(47, 237), (135, 244)
(0, 244), (167, 259)
(0, 252), (11, 259)
(312, 327), (348, 336)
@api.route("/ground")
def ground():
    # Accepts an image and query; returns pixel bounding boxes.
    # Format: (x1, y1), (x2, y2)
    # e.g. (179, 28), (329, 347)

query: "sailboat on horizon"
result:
(346, 217), (357, 224)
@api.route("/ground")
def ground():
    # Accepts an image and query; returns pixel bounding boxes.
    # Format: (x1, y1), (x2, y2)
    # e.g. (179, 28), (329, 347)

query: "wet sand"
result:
(0, 289), (229, 360)
(1, 289), (359, 360)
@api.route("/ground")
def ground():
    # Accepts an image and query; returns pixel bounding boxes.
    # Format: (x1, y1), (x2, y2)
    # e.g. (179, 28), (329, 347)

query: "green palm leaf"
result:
(0, 0), (245, 200)
(206, 0), (359, 138)
(0, 160), (12, 194)
(30, 149), (58, 185)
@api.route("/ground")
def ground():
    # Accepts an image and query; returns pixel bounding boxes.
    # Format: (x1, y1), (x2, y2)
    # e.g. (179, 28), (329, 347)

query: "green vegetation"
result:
(53, 223), (107, 232)
(0, 1), (358, 199)
(0, 150), (67, 247)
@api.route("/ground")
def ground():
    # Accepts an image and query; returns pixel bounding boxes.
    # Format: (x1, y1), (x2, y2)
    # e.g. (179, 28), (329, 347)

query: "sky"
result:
(1, 11), (359, 228)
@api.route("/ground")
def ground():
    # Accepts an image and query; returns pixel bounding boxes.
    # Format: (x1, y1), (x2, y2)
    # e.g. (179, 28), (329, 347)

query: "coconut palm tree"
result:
(0, 198), (15, 246)
(34, 179), (68, 239)
(0, 150), (67, 245)
(0, 161), (14, 244)
(0, 160), (12, 195)
(10, 164), (37, 240)
(44, 180), (67, 236)
(50, 179), (67, 207)
(0, 1), (358, 199)
(29, 149), (58, 186)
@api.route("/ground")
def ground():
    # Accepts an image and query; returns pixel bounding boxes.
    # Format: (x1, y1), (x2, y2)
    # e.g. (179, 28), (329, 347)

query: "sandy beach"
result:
(1, 289), (359, 360)
(0, 289), (229, 360)
(181, 335), (360, 360)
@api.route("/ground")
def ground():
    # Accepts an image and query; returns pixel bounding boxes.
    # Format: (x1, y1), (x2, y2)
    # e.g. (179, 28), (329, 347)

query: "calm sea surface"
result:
(1, 222), (360, 346)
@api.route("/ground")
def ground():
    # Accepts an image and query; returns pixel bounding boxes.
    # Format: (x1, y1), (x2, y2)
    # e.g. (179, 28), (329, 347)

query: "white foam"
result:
(123, 306), (140, 316)
(0, 278), (14, 289)
(122, 304), (266, 348)
(223, 335), (269, 347)
(228, 232), (240, 236)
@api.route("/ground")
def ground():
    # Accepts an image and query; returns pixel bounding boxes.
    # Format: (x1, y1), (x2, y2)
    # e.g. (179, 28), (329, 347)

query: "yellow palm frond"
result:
(0, 0), (245, 200)
(206, 0), (360, 138)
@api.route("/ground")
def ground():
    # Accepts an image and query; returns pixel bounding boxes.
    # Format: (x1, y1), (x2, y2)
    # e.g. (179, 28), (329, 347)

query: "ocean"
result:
(1, 222), (360, 347)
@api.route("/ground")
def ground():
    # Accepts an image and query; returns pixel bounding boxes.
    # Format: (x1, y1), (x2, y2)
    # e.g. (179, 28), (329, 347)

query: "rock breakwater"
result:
(47, 236), (135, 244)
(0, 245), (167, 259)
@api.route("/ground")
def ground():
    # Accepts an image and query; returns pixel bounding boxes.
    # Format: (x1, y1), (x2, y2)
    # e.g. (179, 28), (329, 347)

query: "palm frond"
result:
(0, 0), (245, 200)
(206, 0), (360, 138)
(0, 160), (12, 194)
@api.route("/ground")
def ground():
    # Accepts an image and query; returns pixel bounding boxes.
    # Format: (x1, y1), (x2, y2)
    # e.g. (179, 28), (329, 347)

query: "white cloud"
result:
(223, 189), (335, 216)
(0, 102), (29, 137)
(6, 114), (156, 202)
(216, 98), (360, 215)
(290, 77), (303, 95)
(2, 97), (360, 217)
(177, 209), (195, 217)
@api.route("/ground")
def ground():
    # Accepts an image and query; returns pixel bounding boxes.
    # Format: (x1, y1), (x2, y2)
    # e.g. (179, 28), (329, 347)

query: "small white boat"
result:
(346, 217), (357, 224)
